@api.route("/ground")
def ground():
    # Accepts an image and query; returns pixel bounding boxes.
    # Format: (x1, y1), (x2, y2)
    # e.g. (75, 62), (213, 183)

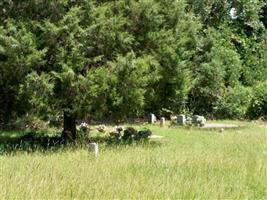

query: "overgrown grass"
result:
(0, 122), (267, 199)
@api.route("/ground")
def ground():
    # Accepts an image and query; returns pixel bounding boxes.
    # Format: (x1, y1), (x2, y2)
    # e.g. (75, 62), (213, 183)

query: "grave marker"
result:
(160, 117), (166, 127)
(177, 115), (186, 125)
(89, 143), (99, 156)
(149, 114), (157, 124)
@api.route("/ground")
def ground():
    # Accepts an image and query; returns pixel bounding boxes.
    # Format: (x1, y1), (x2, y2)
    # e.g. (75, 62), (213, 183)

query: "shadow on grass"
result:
(0, 131), (66, 154)
(92, 135), (163, 149)
(0, 131), (162, 155)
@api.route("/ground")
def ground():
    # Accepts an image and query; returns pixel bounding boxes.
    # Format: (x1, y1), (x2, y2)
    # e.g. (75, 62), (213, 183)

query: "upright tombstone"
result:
(89, 143), (99, 156)
(160, 117), (166, 127)
(177, 115), (186, 126)
(149, 114), (157, 124)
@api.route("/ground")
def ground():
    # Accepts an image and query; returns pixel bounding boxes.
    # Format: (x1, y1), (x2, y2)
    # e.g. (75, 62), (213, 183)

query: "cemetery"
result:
(1, 118), (266, 199)
(0, 0), (266, 199)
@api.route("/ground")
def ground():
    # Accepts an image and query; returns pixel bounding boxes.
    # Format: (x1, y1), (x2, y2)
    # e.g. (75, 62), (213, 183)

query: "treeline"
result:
(0, 0), (266, 130)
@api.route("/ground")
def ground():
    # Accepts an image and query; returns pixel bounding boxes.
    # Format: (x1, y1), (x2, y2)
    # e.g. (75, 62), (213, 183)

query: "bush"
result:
(122, 127), (138, 141)
(136, 128), (152, 140)
(121, 127), (152, 142)
(215, 86), (252, 119)
(247, 81), (267, 119)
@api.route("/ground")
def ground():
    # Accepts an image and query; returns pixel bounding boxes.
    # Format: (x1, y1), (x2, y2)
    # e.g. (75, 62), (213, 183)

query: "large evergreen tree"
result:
(0, 0), (266, 134)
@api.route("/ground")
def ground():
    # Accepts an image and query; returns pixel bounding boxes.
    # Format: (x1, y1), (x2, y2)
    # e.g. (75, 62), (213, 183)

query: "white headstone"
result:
(160, 117), (166, 127)
(149, 114), (157, 124)
(89, 143), (99, 156)
(177, 115), (186, 125)
(219, 128), (225, 133)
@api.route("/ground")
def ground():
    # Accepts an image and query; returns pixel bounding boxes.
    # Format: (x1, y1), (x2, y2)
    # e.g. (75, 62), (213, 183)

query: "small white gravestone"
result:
(177, 115), (186, 126)
(89, 143), (99, 156)
(149, 114), (157, 124)
(160, 117), (166, 127)
(219, 128), (225, 133)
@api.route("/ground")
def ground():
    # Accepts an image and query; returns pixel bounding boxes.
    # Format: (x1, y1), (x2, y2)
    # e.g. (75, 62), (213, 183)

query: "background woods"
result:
(0, 0), (266, 136)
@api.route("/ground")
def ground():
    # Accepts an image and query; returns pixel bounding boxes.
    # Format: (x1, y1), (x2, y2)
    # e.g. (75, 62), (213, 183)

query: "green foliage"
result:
(1, 0), (267, 128)
(78, 52), (159, 120)
(109, 53), (155, 119)
(0, 21), (46, 125)
(241, 32), (267, 85)
(121, 127), (152, 141)
(247, 81), (267, 119)
(20, 72), (54, 115)
(187, 0), (229, 26)
(121, 127), (138, 141)
(215, 86), (252, 119)
(190, 27), (242, 116)
(136, 128), (152, 140)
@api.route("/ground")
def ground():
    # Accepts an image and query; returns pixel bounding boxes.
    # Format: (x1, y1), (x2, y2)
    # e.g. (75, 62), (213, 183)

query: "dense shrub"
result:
(136, 128), (152, 140)
(122, 127), (138, 141)
(247, 82), (267, 119)
(215, 86), (252, 119)
(121, 127), (152, 141)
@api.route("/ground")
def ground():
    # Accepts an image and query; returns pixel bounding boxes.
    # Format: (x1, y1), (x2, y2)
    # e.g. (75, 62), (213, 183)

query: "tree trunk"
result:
(62, 112), (77, 141)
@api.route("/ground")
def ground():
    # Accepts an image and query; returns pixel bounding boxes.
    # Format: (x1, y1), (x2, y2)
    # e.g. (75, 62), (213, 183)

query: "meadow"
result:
(0, 122), (267, 199)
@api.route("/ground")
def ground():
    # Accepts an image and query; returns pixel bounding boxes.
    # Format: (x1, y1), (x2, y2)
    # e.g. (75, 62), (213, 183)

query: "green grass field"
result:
(1, 122), (267, 199)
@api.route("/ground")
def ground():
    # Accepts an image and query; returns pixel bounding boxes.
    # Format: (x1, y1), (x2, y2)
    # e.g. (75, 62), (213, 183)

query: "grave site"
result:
(0, 0), (267, 199)
(1, 118), (267, 199)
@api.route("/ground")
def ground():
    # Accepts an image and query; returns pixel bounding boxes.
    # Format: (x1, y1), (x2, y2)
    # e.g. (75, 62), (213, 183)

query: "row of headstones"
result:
(149, 114), (206, 127)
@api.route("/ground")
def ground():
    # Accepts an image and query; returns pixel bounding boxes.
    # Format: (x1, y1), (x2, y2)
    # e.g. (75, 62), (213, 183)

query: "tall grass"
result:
(1, 123), (267, 199)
